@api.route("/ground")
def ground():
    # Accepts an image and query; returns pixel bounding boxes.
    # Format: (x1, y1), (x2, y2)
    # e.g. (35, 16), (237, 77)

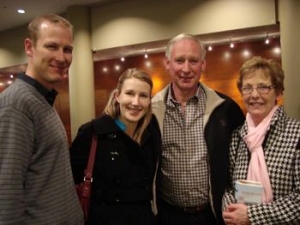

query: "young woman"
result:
(70, 68), (161, 225)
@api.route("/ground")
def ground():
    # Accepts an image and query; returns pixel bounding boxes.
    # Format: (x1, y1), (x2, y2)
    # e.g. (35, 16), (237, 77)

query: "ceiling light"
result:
(265, 32), (270, 44)
(17, 9), (25, 14)
(144, 49), (148, 59)
(265, 38), (270, 44)
(229, 37), (235, 48)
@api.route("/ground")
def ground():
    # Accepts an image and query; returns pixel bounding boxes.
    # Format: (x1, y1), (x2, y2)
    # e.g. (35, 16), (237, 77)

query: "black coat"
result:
(70, 114), (161, 225)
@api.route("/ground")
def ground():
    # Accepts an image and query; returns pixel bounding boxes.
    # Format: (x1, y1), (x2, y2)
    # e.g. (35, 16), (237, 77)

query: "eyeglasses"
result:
(240, 84), (275, 95)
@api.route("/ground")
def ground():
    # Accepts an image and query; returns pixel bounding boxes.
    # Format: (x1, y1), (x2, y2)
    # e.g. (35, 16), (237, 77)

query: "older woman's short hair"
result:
(237, 56), (284, 94)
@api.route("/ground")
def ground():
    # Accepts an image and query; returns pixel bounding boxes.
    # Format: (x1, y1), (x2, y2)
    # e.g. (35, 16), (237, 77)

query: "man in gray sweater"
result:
(0, 14), (83, 224)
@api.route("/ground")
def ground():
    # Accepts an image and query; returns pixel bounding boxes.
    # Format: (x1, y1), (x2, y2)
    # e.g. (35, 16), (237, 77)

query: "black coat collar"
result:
(91, 114), (154, 145)
(92, 114), (122, 135)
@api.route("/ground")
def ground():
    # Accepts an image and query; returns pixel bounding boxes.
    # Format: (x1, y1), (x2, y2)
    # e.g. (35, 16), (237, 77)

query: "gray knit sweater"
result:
(0, 79), (83, 225)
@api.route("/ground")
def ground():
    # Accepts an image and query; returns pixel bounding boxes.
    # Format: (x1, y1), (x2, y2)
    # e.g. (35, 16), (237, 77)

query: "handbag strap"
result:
(84, 134), (98, 181)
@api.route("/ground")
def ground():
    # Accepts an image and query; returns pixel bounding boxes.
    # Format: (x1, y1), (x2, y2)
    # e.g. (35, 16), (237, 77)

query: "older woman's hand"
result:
(223, 203), (250, 225)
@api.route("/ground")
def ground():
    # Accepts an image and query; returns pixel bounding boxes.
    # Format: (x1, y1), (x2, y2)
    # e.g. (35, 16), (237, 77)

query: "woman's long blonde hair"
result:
(104, 68), (153, 144)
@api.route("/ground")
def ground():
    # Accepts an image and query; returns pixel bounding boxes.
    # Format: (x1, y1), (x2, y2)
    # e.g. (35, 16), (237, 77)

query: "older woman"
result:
(222, 56), (300, 225)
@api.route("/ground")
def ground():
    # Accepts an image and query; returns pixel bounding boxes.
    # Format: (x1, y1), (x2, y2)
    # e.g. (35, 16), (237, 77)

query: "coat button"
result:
(110, 151), (119, 161)
(114, 194), (121, 202)
(108, 133), (117, 139)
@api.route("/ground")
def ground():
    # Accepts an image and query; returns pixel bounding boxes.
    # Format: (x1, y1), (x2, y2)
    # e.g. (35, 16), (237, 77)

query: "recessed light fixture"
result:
(265, 38), (270, 44)
(17, 9), (25, 14)
(144, 49), (148, 59)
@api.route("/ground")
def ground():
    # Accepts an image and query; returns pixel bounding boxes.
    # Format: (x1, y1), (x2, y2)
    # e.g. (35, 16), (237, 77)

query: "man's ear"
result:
(164, 57), (170, 71)
(24, 38), (33, 57)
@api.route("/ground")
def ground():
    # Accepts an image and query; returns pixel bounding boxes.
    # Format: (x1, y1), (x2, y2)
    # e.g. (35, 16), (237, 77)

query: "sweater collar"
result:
(17, 73), (58, 106)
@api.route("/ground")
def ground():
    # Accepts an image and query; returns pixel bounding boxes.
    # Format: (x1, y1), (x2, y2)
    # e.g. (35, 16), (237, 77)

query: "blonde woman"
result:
(70, 68), (161, 225)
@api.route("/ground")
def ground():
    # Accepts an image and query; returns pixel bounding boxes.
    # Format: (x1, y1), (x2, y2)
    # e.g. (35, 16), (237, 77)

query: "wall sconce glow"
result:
(242, 50), (250, 57)
(0, 82), (4, 86)
(208, 46), (213, 51)
(145, 60), (152, 68)
(120, 57), (125, 62)
(17, 9), (25, 14)
(7, 80), (13, 85)
(10, 74), (14, 79)
(115, 65), (120, 71)
(273, 47), (281, 54)
(102, 67), (108, 73)
(224, 51), (231, 59)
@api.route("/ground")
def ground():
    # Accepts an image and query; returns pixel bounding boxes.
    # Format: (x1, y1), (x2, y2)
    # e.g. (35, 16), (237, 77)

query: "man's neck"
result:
(171, 83), (197, 104)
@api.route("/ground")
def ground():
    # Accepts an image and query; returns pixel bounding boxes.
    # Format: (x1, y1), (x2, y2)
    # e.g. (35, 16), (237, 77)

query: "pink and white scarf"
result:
(243, 106), (278, 203)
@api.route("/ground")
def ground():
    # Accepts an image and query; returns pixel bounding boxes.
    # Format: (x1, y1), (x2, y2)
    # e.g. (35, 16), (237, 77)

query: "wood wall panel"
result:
(94, 38), (281, 116)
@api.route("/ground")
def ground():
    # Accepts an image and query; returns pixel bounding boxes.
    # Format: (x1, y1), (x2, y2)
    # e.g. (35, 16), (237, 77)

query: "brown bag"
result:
(76, 134), (97, 222)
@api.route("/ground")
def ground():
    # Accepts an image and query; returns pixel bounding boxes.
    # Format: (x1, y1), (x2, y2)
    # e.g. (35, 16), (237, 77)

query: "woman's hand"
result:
(223, 203), (250, 225)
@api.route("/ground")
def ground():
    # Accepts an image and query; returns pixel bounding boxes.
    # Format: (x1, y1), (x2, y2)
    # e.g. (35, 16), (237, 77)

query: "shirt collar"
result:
(17, 73), (58, 106)
(166, 83), (205, 106)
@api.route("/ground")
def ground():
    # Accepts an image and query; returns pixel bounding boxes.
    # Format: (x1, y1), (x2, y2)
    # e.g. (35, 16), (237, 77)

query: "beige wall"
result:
(0, 26), (27, 68)
(91, 0), (276, 50)
(278, 0), (300, 119)
(67, 6), (96, 140)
